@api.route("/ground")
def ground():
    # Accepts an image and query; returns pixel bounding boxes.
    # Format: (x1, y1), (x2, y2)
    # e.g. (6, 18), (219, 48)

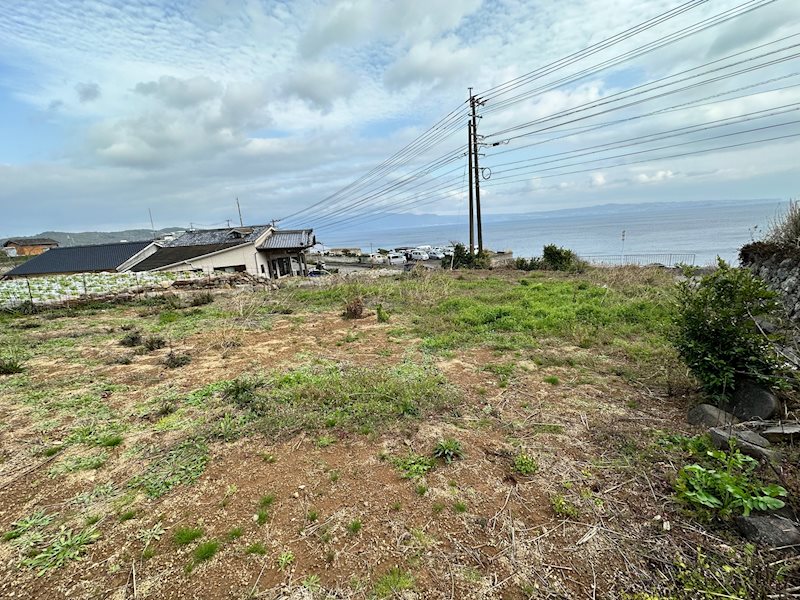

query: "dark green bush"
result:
(673, 259), (781, 401)
(514, 257), (543, 271)
(541, 244), (587, 272)
(444, 243), (490, 270)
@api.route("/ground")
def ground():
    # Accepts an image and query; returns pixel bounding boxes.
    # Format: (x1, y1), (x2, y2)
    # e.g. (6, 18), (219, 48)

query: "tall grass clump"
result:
(765, 198), (800, 248)
(673, 260), (781, 402)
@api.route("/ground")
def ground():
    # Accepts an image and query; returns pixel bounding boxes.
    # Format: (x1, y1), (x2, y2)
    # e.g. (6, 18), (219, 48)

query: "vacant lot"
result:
(0, 268), (795, 599)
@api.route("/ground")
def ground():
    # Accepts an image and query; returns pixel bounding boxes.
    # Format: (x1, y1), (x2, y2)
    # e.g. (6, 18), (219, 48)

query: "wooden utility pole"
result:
(470, 94), (484, 254)
(467, 114), (475, 254)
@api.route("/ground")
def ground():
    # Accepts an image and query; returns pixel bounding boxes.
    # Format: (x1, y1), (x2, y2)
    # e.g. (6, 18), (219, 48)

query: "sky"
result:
(0, 0), (799, 237)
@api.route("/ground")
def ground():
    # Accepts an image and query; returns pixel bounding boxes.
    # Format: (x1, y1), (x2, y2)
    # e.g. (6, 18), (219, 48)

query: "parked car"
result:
(387, 253), (407, 265)
(410, 250), (429, 261)
(308, 269), (331, 277)
(428, 250), (445, 260)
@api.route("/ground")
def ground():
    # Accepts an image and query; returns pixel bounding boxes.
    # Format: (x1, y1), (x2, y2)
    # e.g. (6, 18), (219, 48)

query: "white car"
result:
(410, 250), (429, 261)
(387, 253), (407, 265)
(428, 250), (445, 260)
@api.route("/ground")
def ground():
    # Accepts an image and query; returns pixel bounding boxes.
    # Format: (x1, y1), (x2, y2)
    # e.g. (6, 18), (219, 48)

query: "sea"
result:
(317, 199), (789, 266)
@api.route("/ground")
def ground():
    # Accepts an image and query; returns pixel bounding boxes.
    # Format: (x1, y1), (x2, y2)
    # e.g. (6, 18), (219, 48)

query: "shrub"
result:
(675, 445), (787, 519)
(120, 331), (142, 347)
(673, 259), (781, 401)
(376, 303), (390, 323)
(190, 292), (214, 306)
(343, 296), (365, 319)
(143, 335), (167, 351)
(541, 244), (587, 272)
(444, 243), (490, 270)
(515, 257), (543, 271)
(0, 353), (24, 375)
(164, 352), (191, 369)
(765, 198), (800, 247)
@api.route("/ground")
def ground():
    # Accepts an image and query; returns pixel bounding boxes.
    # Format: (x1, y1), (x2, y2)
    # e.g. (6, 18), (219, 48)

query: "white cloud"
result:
(0, 0), (798, 236)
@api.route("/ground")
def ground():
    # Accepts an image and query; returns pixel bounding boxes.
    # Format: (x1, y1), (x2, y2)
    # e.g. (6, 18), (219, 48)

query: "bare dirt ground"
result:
(0, 269), (795, 599)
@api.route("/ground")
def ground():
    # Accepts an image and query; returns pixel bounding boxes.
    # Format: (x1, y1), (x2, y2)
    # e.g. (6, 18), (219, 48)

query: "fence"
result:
(578, 253), (696, 267)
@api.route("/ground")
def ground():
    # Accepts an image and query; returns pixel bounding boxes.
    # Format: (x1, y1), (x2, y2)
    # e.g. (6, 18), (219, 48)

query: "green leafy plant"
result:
(22, 526), (100, 575)
(550, 493), (579, 518)
(277, 550), (295, 570)
(302, 574), (322, 591)
(246, 542), (266, 555)
(376, 303), (390, 323)
(433, 438), (464, 464)
(513, 452), (539, 475)
(132, 439), (209, 498)
(392, 453), (435, 479)
(675, 445), (787, 518)
(2, 510), (53, 542)
(673, 259), (781, 401)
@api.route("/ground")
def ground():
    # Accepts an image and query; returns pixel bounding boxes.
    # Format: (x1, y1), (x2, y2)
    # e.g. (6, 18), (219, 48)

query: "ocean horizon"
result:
(316, 198), (789, 266)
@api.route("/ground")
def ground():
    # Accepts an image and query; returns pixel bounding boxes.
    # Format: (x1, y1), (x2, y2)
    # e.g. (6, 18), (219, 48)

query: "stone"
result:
(730, 379), (780, 421)
(762, 424), (800, 444)
(708, 427), (779, 462)
(735, 515), (800, 547)
(687, 404), (737, 427)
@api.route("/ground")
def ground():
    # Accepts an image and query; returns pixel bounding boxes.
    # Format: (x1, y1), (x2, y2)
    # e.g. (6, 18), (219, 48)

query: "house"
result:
(3, 238), (59, 257)
(3, 241), (154, 278)
(126, 225), (315, 279)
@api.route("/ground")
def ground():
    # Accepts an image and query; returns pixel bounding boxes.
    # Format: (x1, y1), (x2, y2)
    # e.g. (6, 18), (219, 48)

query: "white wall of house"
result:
(158, 244), (260, 275)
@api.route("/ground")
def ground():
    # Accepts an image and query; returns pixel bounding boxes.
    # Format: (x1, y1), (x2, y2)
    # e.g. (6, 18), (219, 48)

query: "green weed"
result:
(246, 542), (266, 555)
(373, 567), (414, 598)
(277, 550), (295, 570)
(22, 526), (100, 575)
(174, 526), (204, 546)
(513, 453), (539, 475)
(433, 438), (464, 464)
(132, 439), (209, 498)
(392, 453), (435, 479)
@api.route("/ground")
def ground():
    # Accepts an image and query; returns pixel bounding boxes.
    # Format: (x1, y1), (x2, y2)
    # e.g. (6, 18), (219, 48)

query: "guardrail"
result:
(579, 253), (696, 266)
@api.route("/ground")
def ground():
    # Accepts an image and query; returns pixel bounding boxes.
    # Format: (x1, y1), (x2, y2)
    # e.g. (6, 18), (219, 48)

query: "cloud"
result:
(134, 75), (222, 108)
(75, 82), (101, 103)
(384, 38), (476, 90)
(635, 170), (675, 183)
(281, 61), (356, 111)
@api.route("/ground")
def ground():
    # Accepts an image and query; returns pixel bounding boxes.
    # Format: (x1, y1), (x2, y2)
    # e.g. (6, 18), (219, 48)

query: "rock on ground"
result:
(729, 379), (780, 421)
(735, 515), (800, 547)
(687, 404), (736, 427)
(708, 427), (778, 462)
(762, 424), (800, 444)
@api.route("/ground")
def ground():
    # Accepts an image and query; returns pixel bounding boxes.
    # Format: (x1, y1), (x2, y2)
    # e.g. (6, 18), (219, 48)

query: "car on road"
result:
(387, 253), (407, 265)
(427, 249), (445, 260)
(410, 250), (430, 261)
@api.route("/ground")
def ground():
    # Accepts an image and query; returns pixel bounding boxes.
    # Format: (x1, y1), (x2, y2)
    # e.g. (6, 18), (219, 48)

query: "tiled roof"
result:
(5, 241), (152, 277)
(130, 243), (246, 271)
(3, 238), (59, 247)
(166, 225), (271, 247)
(258, 229), (315, 250)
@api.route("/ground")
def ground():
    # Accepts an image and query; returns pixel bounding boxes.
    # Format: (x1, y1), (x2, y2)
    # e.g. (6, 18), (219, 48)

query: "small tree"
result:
(444, 243), (490, 270)
(673, 259), (781, 402)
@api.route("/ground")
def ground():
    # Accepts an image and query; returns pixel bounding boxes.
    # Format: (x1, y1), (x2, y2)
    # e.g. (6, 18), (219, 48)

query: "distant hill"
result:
(0, 228), (184, 247)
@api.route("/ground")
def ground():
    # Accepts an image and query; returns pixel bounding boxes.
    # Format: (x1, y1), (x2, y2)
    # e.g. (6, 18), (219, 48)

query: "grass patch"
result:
(132, 440), (209, 498)
(22, 526), (100, 575)
(49, 452), (108, 477)
(246, 542), (266, 555)
(543, 375), (560, 385)
(373, 567), (414, 598)
(192, 540), (219, 562)
(223, 362), (458, 437)
(174, 526), (204, 546)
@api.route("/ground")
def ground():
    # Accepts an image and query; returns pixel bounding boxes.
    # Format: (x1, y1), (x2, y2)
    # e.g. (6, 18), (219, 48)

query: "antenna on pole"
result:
(148, 208), (156, 240)
(236, 197), (244, 227)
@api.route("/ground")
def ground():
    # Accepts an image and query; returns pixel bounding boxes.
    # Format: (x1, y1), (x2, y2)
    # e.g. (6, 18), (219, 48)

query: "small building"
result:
(3, 238), (59, 257)
(3, 241), (154, 278)
(126, 225), (315, 279)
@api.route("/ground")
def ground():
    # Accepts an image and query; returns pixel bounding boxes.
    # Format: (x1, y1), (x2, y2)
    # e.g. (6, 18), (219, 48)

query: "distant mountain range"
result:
(2, 198), (783, 246)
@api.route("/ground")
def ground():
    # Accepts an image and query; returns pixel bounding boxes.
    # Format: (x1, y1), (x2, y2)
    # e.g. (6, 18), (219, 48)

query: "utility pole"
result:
(226, 219), (231, 228)
(236, 197), (244, 227)
(467, 89), (475, 254)
(470, 94), (484, 254)
(148, 208), (156, 240)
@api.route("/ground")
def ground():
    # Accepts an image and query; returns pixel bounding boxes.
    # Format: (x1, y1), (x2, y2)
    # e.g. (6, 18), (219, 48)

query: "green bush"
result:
(514, 257), (543, 271)
(765, 198), (800, 248)
(673, 260), (781, 401)
(541, 244), (587, 272)
(445, 243), (490, 270)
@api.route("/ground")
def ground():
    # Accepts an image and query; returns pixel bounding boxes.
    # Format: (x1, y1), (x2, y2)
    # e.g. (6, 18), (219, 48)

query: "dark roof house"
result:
(3, 238), (59, 248)
(4, 241), (153, 278)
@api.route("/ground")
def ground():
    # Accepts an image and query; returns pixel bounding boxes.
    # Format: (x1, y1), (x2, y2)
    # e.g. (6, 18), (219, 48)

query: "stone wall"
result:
(740, 242), (800, 321)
